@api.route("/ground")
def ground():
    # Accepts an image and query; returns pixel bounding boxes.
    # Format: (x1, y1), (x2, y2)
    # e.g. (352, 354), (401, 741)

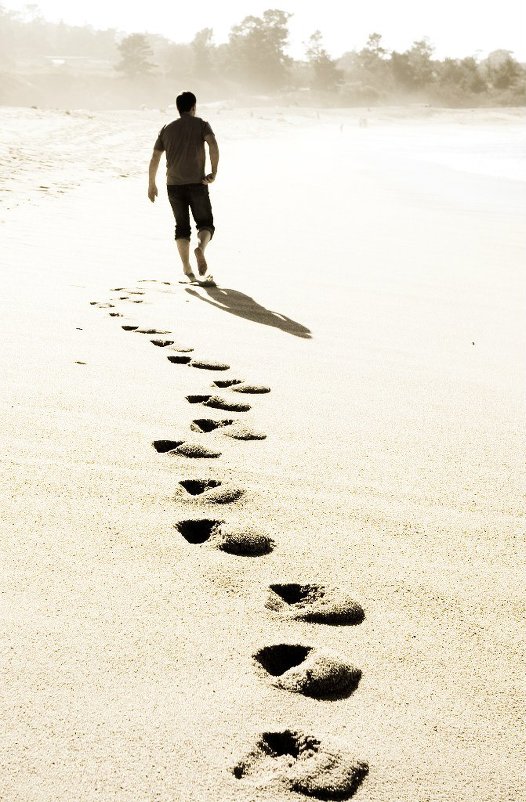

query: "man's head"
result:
(176, 91), (197, 116)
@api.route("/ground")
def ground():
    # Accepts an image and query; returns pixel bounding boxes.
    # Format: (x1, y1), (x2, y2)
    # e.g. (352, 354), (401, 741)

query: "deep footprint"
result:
(254, 644), (361, 699)
(152, 440), (220, 458)
(213, 379), (243, 388)
(179, 480), (245, 504)
(185, 395), (251, 412)
(179, 479), (222, 495)
(266, 584), (365, 625)
(175, 520), (273, 555)
(176, 518), (221, 544)
(233, 730), (368, 799)
(190, 359), (230, 371)
(151, 339), (175, 347)
(191, 418), (234, 433)
(167, 355), (192, 364)
(186, 395), (212, 404)
(153, 439), (184, 453)
(121, 324), (139, 331)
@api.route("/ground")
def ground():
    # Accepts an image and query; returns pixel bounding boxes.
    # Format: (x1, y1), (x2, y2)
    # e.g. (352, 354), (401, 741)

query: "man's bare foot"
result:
(180, 269), (197, 284)
(194, 246), (208, 276)
(199, 274), (216, 287)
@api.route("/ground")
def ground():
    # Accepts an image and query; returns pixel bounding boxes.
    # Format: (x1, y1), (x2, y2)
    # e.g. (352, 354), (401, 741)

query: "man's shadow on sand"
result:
(185, 285), (312, 339)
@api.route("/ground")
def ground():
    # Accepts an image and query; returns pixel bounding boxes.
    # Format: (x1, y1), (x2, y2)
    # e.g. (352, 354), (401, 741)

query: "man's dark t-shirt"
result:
(154, 115), (214, 186)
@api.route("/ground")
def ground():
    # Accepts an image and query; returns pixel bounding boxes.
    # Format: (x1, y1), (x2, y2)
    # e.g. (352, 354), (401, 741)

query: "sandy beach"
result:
(1, 105), (525, 801)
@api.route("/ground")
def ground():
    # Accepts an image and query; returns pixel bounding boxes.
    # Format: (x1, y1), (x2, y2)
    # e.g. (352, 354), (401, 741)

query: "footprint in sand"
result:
(168, 356), (230, 371)
(191, 418), (234, 433)
(213, 379), (243, 388)
(186, 395), (251, 412)
(212, 379), (271, 394)
(152, 440), (221, 459)
(266, 584), (365, 625)
(191, 417), (265, 440)
(168, 355), (192, 364)
(175, 519), (274, 556)
(121, 324), (139, 331)
(151, 339), (175, 347)
(178, 479), (245, 504)
(134, 327), (172, 335)
(253, 644), (361, 700)
(233, 730), (368, 799)
(109, 312), (123, 317)
(118, 295), (144, 303)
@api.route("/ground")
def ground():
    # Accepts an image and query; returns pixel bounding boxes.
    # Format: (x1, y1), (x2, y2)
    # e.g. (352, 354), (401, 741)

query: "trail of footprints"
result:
(90, 283), (369, 799)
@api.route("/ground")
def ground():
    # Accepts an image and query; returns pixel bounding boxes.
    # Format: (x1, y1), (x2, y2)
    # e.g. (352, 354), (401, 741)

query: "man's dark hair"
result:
(176, 91), (197, 114)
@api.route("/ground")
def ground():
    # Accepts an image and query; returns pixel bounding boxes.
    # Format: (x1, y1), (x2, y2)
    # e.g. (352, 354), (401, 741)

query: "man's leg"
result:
(194, 229), (211, 277)
(167, 186), (196, 280)
(176, 238), (195, 279)
(189, 185), (215, 277)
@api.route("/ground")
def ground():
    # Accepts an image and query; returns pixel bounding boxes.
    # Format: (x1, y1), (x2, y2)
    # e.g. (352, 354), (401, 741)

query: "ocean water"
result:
(364, 119), (526, 183)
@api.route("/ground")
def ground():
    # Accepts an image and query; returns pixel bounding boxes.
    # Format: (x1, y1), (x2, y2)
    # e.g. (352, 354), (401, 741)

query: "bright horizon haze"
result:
(3, 0), (525, 61)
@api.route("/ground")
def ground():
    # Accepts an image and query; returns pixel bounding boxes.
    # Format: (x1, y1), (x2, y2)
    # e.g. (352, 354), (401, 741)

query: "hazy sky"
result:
(4, 0), (525, 60)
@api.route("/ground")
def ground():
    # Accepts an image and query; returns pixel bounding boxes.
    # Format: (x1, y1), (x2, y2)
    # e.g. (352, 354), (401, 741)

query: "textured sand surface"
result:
(1, 106), (525, 801)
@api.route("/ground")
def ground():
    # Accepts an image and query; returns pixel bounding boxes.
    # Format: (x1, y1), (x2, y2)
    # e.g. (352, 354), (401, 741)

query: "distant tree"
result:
(437, 56), (486, 95)
(340, 33), (388, 78)
(115, 33), (156, 78)
(192, 27), (214, 79)
(408, 38), (435, 85)
(484, 49), (522, 89)
(338, 32), (391, 100)
(362, 32), (387, 64)
(305, 30), (343, 91)
(391, 38), (435, 90)
(226, 9), (292, 90)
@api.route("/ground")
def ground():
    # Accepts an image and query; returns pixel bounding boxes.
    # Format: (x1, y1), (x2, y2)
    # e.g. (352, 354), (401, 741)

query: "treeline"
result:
(1, 5), (525, 107)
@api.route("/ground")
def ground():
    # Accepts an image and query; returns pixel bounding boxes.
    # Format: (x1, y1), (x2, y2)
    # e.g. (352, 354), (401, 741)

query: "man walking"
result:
(148, 91), (219, 284)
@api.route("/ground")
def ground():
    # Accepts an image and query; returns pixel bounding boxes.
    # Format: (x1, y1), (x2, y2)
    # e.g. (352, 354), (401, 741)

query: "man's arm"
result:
(148, 149), (163, 202)
(203, 134), (219, 185)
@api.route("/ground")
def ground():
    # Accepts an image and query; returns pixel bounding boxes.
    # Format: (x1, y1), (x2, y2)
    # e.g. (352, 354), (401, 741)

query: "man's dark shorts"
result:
(167, 184), (215, 241)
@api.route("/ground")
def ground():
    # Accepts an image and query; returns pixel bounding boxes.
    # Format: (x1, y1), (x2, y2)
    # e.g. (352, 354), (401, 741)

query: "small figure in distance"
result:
(148, 91), (219, 285)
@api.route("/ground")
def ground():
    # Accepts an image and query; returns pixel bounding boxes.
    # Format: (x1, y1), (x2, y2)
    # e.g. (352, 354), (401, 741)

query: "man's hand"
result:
(202, 173), (216, 185)
(148, 184), (158, 202)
